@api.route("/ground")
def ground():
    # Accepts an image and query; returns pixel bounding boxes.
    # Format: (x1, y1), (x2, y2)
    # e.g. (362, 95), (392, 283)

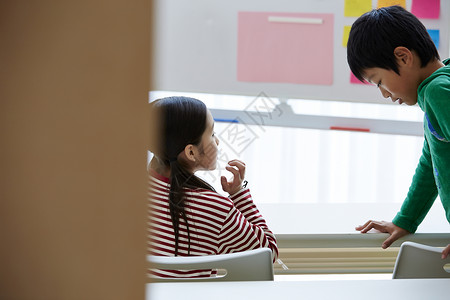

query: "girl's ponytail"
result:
(150, 96), (215, 256)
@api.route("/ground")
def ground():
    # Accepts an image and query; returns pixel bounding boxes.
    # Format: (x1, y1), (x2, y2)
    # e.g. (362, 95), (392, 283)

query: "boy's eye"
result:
(212, 132), (216, 137)
(376, 81), (381, 88)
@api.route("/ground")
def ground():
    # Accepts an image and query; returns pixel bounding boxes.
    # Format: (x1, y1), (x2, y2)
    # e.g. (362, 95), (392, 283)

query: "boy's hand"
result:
(220, 159), (246, 195)
(442, 244), (450, 259)
(355, 220), (409, 249)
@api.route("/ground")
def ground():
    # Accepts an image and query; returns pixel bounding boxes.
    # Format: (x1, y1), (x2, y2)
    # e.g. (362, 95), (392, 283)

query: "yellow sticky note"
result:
(344, 0), (372, 17)
(377, 0), (406, 9)
(343, 26), (352, 47)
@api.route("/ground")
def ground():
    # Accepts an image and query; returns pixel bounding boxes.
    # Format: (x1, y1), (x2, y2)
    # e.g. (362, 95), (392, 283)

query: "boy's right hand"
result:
(355, 220), (409, 249)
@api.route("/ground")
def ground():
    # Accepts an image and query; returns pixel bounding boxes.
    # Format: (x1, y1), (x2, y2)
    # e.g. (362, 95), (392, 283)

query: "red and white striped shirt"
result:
(148, 169), (278, 278)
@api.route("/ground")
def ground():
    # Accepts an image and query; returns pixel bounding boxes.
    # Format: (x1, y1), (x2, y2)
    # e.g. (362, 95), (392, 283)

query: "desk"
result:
(147, 279), (450, 300)
(276, 232), (450, 248)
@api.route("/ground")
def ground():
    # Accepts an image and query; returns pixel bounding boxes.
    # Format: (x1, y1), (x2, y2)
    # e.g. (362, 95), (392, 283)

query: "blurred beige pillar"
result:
(0, 1), (151, 299)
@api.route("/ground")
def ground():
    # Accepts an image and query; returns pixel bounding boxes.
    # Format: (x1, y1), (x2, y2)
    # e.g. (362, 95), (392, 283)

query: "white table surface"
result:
(147, 278), (450, 300)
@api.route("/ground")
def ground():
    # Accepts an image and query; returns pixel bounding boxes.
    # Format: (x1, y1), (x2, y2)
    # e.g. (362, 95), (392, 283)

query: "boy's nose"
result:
(379, 86), (391, 99)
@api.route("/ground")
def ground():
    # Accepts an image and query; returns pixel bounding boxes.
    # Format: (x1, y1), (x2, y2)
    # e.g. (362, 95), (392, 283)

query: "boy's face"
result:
(363, 65), (420, 106)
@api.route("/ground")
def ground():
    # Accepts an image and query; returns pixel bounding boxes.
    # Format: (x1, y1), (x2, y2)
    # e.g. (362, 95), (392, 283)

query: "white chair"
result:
(147, 248), (274, 282)
(392, 241), (450, 279)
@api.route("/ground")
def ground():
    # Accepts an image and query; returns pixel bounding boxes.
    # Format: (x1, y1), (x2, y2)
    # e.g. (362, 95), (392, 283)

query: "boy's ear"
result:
(183, 144), (197, 162)
(393, 46), (413, 66)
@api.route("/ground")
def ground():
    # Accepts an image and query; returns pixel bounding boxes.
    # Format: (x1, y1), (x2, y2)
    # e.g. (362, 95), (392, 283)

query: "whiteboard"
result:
(152, 0), (450, 104)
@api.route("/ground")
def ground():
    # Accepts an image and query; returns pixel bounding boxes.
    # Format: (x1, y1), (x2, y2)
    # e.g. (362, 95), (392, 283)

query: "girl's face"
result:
(193, 109), (219, 172)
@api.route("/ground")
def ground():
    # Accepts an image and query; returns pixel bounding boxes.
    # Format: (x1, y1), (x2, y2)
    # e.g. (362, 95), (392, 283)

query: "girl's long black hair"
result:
(150, 96), (215, 256)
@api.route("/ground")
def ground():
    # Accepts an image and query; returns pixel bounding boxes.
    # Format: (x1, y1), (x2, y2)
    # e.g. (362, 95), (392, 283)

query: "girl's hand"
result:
(220, 159), (246, 195)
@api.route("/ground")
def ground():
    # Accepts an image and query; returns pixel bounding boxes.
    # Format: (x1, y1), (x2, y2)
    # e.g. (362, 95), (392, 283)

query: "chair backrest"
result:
(392, 241), (450, 279)
(147, 248), (274, 282)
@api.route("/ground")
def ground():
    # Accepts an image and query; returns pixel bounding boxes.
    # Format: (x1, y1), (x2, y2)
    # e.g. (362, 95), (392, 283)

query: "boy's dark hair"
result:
(347, 5), (440, 82)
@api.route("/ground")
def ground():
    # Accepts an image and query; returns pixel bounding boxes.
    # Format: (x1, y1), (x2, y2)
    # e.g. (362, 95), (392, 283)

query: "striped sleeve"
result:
(217, 188), (279, 261)
(148, 169), (278, 278)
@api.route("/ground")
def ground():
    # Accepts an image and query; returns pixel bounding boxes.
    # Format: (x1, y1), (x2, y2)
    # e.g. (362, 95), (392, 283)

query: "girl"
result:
(148, 96), (278, 278)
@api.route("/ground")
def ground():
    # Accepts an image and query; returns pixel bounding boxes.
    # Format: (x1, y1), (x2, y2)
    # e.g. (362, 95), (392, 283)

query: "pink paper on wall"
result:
(350, 72), (369, 85)
(411, 0), (440, 19)
(237, 12), (334, 85)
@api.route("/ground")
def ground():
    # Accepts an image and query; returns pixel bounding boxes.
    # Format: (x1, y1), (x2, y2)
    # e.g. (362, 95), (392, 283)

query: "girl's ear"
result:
(393, 46), (413, 66)
(183, 144), (197, 163)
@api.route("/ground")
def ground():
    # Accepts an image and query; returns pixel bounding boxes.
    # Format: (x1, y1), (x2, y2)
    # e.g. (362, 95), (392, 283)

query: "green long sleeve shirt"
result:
(392, 58), (450, 233)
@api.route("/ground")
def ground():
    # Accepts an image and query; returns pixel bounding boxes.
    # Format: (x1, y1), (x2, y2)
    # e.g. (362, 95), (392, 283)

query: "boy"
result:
(347, 6), (450, 258)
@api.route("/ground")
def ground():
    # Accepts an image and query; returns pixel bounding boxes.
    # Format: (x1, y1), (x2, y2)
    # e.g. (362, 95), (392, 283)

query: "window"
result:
(149, 91), (448, 235)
